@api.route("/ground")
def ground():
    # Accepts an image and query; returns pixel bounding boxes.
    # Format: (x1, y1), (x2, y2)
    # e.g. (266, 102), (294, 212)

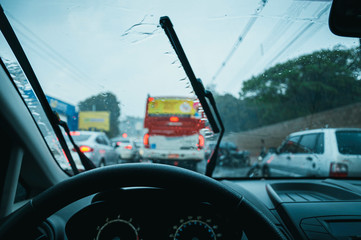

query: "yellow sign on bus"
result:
(148, 98), (197, 115)
(78, 111), (110, 131)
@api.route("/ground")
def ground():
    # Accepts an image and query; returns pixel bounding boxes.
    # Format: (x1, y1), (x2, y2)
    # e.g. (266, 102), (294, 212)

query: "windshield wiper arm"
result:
(159, 16), (225, 177)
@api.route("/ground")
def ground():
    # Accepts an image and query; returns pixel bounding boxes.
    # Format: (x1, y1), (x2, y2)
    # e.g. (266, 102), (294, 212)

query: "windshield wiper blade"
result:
(0, 5), (81, 174)
(159, 16), (225, 177)
(56, 114), (96, 171)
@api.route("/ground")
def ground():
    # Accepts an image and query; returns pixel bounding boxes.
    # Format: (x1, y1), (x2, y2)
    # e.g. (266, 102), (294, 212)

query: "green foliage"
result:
(78, 92), (121, 138)
(215, 47), (361, 132)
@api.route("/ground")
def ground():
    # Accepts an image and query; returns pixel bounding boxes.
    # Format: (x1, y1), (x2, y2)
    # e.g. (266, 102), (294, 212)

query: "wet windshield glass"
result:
(0, 0), (360, 178)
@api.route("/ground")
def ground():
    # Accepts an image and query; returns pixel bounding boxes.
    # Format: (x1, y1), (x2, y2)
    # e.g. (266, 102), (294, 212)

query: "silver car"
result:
(67, 131), (119, 170)
(264, 128), (361, 177)
(111, 138), (139, 162)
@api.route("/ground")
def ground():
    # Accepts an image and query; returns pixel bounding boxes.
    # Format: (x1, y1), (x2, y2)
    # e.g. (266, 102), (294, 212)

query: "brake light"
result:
(170, 116), (179, 122)
(79, 145), (93, 153)
(148, 97), (154, 102)
(330, 162), (348, 177)
(124, 145), (133, 150)
(197, 135), (205, 149)
(143, 133), (150, 148)
(70, 131), (80, 136)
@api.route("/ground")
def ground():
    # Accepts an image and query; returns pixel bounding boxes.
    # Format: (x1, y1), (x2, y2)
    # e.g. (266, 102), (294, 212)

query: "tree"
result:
(212, 47), (361, 132)
(238, 46), (361, 128)
(78, 92), (121, 138)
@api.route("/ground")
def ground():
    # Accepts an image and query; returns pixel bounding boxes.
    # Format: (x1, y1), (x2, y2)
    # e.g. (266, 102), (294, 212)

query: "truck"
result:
(142, 96), (206, 171)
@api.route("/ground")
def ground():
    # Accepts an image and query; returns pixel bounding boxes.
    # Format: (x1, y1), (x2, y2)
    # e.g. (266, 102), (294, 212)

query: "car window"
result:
(102, 135), (111, 146)
(279, 136), (301, 154)
(71, 134), (91, 142)
(336, 131), (361, 155)
(315, 133), (324, 154)
(298, 134), (319, 154)
(96, 136), (107, 145)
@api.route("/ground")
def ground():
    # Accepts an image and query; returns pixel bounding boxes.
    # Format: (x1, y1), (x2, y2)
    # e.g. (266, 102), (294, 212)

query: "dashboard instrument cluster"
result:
(65, 188), (242, 239)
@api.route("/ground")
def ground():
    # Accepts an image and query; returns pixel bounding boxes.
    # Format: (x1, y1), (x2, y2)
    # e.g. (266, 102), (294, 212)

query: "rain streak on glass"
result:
(120, 15), (162, 44)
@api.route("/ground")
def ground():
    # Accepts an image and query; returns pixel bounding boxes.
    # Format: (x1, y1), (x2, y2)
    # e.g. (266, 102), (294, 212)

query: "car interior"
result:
(1, 0), (361, 239)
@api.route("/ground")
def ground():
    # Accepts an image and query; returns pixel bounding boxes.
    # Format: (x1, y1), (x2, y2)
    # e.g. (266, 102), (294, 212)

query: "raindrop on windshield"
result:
(120, 15), (161, 44)
(164, 51), (175, 55)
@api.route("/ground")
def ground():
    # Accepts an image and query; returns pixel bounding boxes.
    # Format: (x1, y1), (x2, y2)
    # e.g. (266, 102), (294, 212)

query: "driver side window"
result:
(279, 136), (301, 154)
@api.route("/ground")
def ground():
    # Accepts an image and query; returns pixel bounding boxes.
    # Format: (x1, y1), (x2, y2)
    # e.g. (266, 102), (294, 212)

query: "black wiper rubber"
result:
(160, 16), (219, 133)
(0, 5), (79, 175)
(57, 117), (96, 171)
(204, 90), (224, 176)
(160, 16), (225, 177)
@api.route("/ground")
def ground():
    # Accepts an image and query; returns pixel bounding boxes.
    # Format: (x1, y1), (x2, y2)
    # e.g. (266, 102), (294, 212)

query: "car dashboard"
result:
(34, 178), (361, 240)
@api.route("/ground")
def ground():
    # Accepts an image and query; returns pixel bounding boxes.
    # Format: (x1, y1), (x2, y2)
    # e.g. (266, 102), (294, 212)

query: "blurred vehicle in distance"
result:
(111, 137), (140, 163)
(262, 128), (361, 177)
(204, 140), (217, 160)
(142, 96), (206, 171)
(66, 131), (118, 170)
(205, 141), (250, 167)
(134, 139), (145, 161)
(218, 142), (250, 167)
(246, 147), (276, 178)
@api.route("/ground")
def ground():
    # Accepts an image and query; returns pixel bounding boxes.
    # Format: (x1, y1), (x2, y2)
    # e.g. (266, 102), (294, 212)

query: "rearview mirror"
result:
(329, 0), (361, 37)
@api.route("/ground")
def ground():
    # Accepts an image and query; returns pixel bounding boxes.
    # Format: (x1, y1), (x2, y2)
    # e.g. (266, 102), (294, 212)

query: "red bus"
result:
(142, 96), (206, 170)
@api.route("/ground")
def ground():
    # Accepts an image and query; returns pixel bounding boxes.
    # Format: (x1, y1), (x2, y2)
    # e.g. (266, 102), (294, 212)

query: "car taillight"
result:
(197, 135), (205, 149)
(170, 116), (179, 122)
(124, 145), (133, 150)
(143, 133), (150, 148)
(330, 162), (348, 177)
(79, 145), (93, 153)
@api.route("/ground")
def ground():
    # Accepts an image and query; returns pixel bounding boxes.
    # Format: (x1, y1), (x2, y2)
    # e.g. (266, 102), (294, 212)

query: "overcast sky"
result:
(0, 0), (358, 117)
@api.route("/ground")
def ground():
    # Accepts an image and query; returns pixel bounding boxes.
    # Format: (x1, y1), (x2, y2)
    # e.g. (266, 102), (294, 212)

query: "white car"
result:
(111, 138), (139, 162)
(67, 131), (119, 169)
(263, 128), (361, 177)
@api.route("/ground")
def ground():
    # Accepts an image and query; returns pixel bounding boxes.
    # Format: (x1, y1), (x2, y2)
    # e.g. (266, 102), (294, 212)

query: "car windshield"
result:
(0, 0), (360, 178)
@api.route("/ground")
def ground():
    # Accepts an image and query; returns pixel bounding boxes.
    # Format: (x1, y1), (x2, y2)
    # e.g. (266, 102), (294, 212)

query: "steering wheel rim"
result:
(0, 163), (286, 239)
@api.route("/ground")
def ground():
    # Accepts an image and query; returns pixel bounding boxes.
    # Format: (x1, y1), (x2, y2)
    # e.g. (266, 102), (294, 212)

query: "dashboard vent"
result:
(266, 182), (361, 205)
(277, 191), (336, 202)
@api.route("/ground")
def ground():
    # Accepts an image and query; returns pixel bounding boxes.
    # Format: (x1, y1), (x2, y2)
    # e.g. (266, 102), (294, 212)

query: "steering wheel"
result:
(0, 164), (286, 239)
